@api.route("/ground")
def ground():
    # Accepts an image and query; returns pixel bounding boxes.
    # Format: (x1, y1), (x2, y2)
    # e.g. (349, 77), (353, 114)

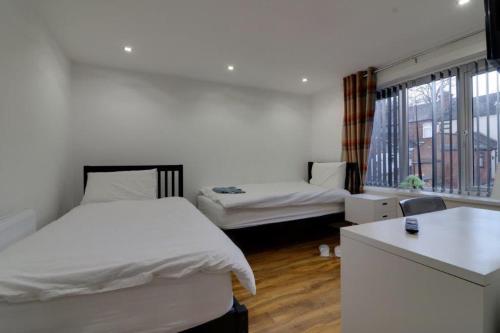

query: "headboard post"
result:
(307, 162), (314, 182)
(83, 165), (184, 198)
(157, 173), (161, 198)
(179, 167), (184, 197)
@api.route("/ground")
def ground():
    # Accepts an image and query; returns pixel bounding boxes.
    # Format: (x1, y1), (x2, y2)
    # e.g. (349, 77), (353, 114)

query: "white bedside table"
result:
(345, 194), (399, 224)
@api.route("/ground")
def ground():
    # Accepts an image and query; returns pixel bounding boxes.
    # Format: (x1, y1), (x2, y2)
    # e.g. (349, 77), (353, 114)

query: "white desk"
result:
(341, 207), (500, 333)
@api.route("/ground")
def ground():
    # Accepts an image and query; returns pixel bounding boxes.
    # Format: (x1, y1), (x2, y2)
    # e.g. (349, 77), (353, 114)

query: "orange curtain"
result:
(342, 68), (377, 193)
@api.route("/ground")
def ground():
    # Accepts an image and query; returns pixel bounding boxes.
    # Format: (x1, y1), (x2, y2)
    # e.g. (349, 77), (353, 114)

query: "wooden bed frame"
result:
(83, 164), (249, 333)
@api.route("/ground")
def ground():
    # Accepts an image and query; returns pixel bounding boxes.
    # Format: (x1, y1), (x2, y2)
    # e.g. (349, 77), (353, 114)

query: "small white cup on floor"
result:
(334, 245), (341, 258)
(319, 244), (330, 257)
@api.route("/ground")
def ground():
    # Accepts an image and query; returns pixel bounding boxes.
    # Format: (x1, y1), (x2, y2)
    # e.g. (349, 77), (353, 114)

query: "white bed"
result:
(0, 197), (255, 333)
(198, 180), (350, 229)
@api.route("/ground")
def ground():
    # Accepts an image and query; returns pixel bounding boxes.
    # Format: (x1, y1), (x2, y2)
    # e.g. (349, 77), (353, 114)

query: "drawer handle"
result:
(382, 202), (388, 206)
(382, 215), (388, 218)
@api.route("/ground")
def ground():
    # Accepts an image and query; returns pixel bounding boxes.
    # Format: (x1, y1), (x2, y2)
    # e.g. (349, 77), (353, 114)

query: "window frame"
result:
(464, 61), (500, 196)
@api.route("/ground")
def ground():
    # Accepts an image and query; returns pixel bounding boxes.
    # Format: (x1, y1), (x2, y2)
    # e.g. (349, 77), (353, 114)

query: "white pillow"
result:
(310, 162), (346, 189)
(81, 169), (158, 205)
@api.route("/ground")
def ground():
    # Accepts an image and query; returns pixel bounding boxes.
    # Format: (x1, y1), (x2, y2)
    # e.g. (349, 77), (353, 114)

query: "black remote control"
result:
(405, 217), (419, 234)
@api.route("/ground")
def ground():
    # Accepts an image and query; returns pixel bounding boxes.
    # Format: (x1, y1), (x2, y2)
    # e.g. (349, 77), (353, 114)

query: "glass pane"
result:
(406, 77), (458, 192)
(472, 70), (500, 196)
(366, 92), (399, 187)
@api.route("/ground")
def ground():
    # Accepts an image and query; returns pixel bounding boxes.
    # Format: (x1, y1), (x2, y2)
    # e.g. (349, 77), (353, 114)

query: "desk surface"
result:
(341, 207), (500, 286)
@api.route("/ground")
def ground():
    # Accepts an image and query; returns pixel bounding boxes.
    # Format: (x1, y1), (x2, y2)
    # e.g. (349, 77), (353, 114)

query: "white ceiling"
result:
(31, 0), (485, 94)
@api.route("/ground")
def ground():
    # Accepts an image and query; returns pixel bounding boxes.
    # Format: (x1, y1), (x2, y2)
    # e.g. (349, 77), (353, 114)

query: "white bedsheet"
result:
(0, 197), (255, 303)
(200, 181), (350, 209)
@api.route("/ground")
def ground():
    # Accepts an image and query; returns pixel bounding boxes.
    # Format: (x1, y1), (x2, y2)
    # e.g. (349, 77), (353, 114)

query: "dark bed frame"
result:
(84, 165), (184, 197)
(83, 164), (249, 333)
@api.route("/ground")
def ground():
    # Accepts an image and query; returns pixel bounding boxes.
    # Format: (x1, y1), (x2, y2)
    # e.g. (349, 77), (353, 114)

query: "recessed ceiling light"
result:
(227, 65), (235, 71)
(302, 77), (309, 83)
(457, 0), (470, 6)
(123, 45), (133, 53)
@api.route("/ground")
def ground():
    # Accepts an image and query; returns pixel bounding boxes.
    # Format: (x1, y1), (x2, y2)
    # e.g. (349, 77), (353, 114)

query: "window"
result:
(366, 60), (500, 197)
(421, 122), (433, 139)
(471, 67), (500, 195)
(407, 75), (458, 191)
(366, 88), (400, 187)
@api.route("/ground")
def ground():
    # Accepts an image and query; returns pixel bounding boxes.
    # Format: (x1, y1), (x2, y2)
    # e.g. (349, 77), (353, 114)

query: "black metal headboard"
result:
(84, 165), (183, 198)
(308, 161), (359, 192)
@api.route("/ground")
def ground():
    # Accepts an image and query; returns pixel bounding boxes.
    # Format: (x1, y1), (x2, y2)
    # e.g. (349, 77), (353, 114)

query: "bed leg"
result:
(233, 298), (249, 333)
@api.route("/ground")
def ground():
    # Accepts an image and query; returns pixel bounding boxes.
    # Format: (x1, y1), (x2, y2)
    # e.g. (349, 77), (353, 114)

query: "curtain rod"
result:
(372, 29), (485, 75)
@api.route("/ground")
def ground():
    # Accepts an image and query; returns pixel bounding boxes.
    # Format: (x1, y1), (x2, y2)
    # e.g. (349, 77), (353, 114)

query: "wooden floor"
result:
(232, 226), (342, 333)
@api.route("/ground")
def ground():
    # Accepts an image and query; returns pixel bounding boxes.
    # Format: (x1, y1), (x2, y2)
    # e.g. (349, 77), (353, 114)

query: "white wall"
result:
(311, 80), (344, 162)
(0, 0), (71, 227)
(69, 64), (312, 205)
(311, 33), (487, 163)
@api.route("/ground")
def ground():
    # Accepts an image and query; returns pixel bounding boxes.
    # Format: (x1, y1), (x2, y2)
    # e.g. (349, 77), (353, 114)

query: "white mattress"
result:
(198, 195), (344, 229)
(200, 181), (350, 209)
(0, 272), (233, 333)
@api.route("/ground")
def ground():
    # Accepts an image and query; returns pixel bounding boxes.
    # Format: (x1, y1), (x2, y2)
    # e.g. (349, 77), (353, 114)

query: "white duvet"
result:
(0, 198), (255, 303)
(200, 181), (350, 209)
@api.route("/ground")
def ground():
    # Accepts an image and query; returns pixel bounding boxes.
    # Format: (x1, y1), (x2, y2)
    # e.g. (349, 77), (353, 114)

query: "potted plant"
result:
(399, 175), (425, 192)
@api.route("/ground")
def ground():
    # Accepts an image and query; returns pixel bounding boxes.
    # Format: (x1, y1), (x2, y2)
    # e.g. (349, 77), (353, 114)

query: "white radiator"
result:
(0, 210), (37, 251)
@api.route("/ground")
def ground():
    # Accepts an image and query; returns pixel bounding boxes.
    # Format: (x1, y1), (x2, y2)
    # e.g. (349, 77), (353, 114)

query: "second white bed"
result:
(198, 195), (345, 229)
(198, 181), (349, 229)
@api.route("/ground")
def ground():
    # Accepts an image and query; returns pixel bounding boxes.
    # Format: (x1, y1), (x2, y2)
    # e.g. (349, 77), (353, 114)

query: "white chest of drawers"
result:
(345, 193), (398, 224)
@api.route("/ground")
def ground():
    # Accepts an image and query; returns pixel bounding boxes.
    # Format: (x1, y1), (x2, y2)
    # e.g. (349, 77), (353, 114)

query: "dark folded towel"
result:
(213, 186), (246, 194)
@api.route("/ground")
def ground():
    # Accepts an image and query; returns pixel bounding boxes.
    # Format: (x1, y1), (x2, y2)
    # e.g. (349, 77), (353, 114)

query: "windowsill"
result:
(364, 186), (500, 209)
